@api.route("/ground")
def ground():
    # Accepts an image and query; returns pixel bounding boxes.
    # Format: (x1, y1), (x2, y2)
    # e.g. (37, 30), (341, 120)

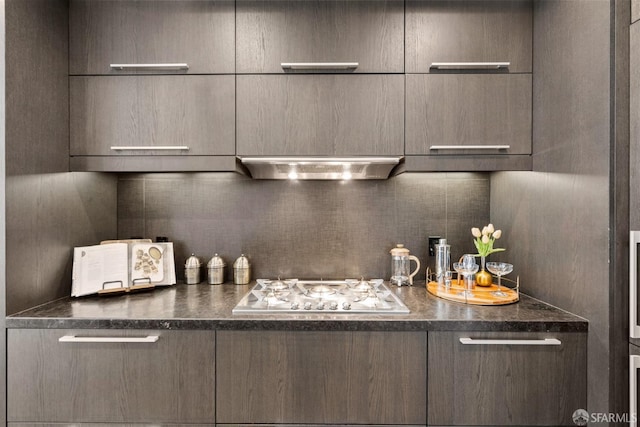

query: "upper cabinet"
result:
(69, 0), (235, 75)
(406, 0), (533, 74)
(236, 0), (404, 73)
(70, 75), (235, 157)
(237, 74), (404, 156)
(406, 74), (532, 155)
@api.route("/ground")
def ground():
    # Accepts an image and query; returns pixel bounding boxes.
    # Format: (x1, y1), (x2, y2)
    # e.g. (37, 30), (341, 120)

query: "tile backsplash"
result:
(118, 172), (489, 282)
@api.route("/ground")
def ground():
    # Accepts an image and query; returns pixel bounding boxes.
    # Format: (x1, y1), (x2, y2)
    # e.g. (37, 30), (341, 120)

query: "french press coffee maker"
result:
(390, 244), (421, 286)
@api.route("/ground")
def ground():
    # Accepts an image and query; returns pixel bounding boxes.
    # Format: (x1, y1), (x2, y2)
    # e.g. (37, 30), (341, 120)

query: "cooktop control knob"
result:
(316, 302), (325, 310)
(342, 302), (351, 310)
(329, 301), (338, 310)
(290, 302), (299, 310)
(304, 302), (312, 310)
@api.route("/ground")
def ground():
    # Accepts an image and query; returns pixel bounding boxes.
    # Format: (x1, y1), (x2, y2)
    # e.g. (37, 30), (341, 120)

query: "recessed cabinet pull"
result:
(429, 145), (510, 150)
(58, 335), (160, 343)
(430, 62), (510, 70)
(110, 63), (189, 71)
(281, 62), (359, 70)
(110, 146), (190, 151)
(459, 337), (561, 346)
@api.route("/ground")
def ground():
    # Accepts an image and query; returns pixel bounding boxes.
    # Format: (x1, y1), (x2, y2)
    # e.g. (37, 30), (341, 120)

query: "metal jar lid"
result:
(185, 254), (201, 268)
(207, 254), (226, 269)
(233, 254), (250, 269)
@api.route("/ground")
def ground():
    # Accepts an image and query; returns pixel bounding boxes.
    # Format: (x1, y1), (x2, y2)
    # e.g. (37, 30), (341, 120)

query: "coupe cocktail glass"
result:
(486, 262), (514, 297)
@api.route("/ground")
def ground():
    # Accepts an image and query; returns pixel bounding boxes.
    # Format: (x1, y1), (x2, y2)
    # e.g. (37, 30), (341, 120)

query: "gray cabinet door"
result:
(236, 0), (404, 73)
(428, 332), (586, 426)
(216, 330), (427, 425)
(237, 75), (404, 156)
(70, 0), (235, 75)
(406, 74), (531, 155)
(406, 0), (532, 73)
(70, 75), (235, 156)
(7, 329), (216, 423)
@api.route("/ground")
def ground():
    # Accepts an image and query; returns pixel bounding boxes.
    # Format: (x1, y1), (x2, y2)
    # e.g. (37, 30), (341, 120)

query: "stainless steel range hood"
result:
(239, 156), (403, 180)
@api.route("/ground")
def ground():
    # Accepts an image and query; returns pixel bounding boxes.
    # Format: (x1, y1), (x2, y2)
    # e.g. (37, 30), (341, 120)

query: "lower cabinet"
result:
(428, 331), (587, 426)
(7, 329), (216, 424)
(6, 328), (586, 426)
(216, 330), (428, 425)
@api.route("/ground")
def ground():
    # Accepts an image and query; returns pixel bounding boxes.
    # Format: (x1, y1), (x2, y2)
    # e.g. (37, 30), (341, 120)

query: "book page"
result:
(71, 243), (129, 297)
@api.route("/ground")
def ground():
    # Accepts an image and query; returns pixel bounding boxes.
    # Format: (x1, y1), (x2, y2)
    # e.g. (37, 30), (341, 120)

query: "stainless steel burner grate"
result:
(232, 279), (410, 314)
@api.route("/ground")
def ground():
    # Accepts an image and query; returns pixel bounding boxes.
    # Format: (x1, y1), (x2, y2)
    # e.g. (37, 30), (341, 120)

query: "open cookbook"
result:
(71, 239), (177, 297)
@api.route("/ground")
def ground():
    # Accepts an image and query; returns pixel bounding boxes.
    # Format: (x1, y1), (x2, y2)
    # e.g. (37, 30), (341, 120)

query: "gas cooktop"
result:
(232, 278), (410, 314)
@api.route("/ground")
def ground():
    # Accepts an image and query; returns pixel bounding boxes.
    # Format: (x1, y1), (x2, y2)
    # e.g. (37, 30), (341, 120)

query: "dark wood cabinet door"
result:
(406, 0), (532, 73)
(7, 329), (216, 423)
(216, 330), (427, 425)
(70, 75), (235, 156)
(70, 0), (235, 75)
(236, 0), (404, 73)
(428, 332), (586, 426)
(237, 75), (404, 156)
(406, 74), (532, 155)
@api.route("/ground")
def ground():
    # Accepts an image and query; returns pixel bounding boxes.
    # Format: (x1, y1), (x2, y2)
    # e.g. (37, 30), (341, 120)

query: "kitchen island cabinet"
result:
(6, 284), (587, 426)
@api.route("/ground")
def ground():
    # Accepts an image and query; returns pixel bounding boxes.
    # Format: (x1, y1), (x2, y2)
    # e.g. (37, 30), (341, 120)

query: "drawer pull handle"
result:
(281, 62), (359, 70)
(459, 337), (561, 346)
(430, 62), (510, 70)
(110, 63), (189, 71)
(110, 146), (189, 151)
(59, 335), (159, 343)
(430, 145), (510, 151)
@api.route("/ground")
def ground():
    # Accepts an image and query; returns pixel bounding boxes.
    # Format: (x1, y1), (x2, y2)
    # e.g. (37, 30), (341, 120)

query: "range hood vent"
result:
(239, 157), (403, 180)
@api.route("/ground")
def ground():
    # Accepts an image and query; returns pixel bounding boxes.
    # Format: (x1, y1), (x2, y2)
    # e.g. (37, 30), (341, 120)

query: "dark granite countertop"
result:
(6, 282), (587, 332)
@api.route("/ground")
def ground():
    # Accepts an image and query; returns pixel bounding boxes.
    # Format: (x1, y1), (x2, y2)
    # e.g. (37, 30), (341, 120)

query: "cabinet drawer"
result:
(70, 0), (234, 75)
(7, 329), (216, 423)
(406, 74), (531, 155)
(428, 332), (586, 426)
(406, 0), (532, 73)
(237, 75), (404, 156)
(216, 331), (427, 425)
(236, 0), (404, 73)
(70, 75), (235, 156)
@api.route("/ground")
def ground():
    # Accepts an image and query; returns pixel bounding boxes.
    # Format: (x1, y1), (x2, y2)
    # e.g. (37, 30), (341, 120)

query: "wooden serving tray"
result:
(427, 279), (519, 306)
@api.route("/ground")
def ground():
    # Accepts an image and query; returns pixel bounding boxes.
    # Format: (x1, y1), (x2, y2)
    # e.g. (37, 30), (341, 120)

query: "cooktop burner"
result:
(232, 279), (410, 314)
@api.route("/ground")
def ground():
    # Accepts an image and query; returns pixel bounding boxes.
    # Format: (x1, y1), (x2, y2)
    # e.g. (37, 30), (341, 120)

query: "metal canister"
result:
(233, 254), (251, 285)
(184, 254), (202, 285)
(207, 254), (226, 285)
